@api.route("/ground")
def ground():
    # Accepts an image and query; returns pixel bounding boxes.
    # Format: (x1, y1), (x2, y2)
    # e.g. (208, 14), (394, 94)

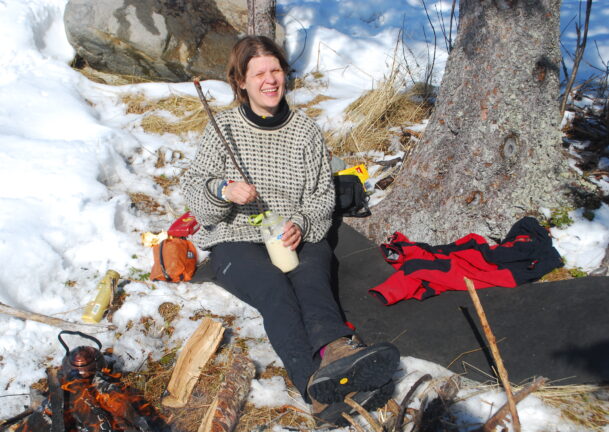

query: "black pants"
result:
(210, 239), (353, 401)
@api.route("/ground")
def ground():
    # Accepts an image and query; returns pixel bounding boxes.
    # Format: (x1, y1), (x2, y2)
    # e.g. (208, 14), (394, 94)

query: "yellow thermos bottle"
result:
(81, 270), (120, 323)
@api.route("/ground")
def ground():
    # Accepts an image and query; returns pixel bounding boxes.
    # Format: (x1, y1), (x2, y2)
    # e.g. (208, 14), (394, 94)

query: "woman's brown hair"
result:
(227, 36), (290, 105)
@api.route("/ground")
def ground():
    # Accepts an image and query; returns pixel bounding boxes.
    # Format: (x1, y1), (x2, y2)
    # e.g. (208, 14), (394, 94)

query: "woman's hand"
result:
(282, 221), (302, 250)
(224, 181), (257, 205)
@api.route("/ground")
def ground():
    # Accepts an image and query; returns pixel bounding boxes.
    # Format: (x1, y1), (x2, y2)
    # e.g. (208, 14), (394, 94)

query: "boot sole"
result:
(308, 342), (400, 404)
(315, 379), (395, 427)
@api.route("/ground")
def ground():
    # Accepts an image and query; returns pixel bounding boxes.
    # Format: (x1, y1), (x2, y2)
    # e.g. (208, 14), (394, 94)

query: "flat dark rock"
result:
(333, 221), (609, 385)
(192, 220), (609, 384)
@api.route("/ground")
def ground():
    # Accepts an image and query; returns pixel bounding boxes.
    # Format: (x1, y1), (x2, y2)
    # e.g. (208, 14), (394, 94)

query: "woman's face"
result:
(240, 55), (286, 117)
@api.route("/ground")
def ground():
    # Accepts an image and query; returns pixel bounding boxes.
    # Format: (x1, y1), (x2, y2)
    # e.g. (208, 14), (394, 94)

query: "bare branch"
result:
(560, 0), (594, 116)
(0, 301), (115, 333)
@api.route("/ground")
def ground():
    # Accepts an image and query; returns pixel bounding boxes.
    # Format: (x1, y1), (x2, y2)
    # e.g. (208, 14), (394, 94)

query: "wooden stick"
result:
(0, 409), (34, 430)
(198, 350), (256, 432)
(479, 377), (546, 432)
(192, 78), (265, 216)
(341, 412), (367, 432)
(464, 278), (521, 432)
(344, 396), (384, 432)
(393, 374), (432, 432)
(0, 301), (115, 333)
(162, 317), (224, 408)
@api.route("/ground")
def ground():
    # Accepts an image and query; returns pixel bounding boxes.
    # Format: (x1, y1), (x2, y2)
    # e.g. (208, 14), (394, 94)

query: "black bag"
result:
(333, 174), (371, 218)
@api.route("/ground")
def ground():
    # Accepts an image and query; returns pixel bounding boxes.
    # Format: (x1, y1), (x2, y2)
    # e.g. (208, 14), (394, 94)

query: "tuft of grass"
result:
(121, 92), (236, 137)
(75, 65), (159, 85)
(158, 302), (181, 323)
(128, 266), (151, 281)
(539, 266), (587, 281)
(154, 174), (180, 195)
(129, 192), (166, 215)
(325, 77), (432, 159)
(236, 404), (314, 432)
(540, 267), (574, 282)
(569, 267), (588, 278)
(538, 384), (609, 431)
(124, 94), (206, 137)
(295, 94), (334, 119)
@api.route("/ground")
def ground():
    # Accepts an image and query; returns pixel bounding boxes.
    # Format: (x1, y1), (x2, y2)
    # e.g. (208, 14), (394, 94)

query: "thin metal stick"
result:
(193, 78), (265, 215)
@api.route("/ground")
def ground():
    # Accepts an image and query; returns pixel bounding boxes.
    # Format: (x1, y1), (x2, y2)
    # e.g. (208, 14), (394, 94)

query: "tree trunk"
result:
(247, 0), (276, 40)
(350, 0), (574, 245)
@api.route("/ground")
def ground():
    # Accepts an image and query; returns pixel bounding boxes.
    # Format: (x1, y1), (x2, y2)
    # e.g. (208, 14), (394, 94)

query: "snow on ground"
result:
(1, 0), (608, 429)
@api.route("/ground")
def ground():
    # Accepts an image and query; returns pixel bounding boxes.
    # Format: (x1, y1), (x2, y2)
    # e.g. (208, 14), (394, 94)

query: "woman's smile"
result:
(240, 55), (286, 117)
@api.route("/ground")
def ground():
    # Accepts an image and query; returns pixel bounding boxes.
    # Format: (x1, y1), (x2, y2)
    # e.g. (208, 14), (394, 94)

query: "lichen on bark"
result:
(350, 0), (575, 245)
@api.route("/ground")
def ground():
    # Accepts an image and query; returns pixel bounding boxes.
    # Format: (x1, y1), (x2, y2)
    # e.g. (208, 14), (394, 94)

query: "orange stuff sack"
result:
(151, 238), (197, 282)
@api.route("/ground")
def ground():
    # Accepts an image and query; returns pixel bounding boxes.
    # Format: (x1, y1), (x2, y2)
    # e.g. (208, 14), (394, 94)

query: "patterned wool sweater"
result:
(180, 105), (335, 250)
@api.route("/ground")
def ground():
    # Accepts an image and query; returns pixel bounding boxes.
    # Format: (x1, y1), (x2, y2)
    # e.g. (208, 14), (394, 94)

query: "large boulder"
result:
(64, 0), (282, 82)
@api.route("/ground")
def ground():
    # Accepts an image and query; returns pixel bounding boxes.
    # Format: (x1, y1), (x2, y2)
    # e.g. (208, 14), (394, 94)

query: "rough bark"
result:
(350, 0), (574, 245)
(247, 0), (276, 39)
(197, 350), (256, 432)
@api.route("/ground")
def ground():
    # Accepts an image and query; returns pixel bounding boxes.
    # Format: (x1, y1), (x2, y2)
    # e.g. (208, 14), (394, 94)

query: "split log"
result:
(0, 301), (115, 333)
(198, 350), (256, 432)
(464, 278), (520, 432)
(162, 318), (224, 408)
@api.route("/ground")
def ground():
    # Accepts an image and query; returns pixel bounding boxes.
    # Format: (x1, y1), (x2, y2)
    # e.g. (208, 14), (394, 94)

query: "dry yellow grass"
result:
(122, 93), (224, 137)
(75, 65), (159, 85)
(236, 404), (315, 431)
(326, 80), (432, 160)
(128, 192), (166, 215)
(118, 335), (318, 432)
(539, 267), (575, 282)
(154, 175), (179, 195)
(453, 379), (609, 431)
(295, 94), (335, 119)
(537, 384), (609, 431)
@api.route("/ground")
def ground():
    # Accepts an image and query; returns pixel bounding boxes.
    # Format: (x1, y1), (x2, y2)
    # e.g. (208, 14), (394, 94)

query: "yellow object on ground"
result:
(141, 230), (168, 247)
(336, 164), (369, 185)
(81, 270), (120, 323)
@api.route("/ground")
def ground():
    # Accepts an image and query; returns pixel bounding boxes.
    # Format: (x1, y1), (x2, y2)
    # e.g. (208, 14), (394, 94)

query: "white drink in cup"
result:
(260, 212), (299, 273)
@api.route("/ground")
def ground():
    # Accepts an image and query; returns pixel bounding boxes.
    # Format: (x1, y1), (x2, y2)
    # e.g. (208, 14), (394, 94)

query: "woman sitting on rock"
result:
(180, 35), (400, 426)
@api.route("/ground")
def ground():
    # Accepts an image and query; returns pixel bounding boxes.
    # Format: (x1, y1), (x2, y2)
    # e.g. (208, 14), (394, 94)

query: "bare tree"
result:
(247, 0), (276, 40)
(350, 0), (574, 245)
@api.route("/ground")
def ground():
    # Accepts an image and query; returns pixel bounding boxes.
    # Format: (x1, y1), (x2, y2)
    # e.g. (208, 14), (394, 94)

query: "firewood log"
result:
(198, 350), (256, 432)
(162, 318), (224, 408)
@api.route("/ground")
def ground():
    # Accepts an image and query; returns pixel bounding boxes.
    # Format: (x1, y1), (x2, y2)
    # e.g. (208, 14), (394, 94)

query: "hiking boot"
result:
(312, 379), (395, 427)
(307, 335), (400, 404)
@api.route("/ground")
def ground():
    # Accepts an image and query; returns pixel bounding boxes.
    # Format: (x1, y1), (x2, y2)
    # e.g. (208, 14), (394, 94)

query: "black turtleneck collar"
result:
(241, 98), (291, 129)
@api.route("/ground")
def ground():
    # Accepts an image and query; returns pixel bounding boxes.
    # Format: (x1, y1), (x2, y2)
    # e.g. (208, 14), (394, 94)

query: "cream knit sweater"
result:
(180, 105), (335, 250)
